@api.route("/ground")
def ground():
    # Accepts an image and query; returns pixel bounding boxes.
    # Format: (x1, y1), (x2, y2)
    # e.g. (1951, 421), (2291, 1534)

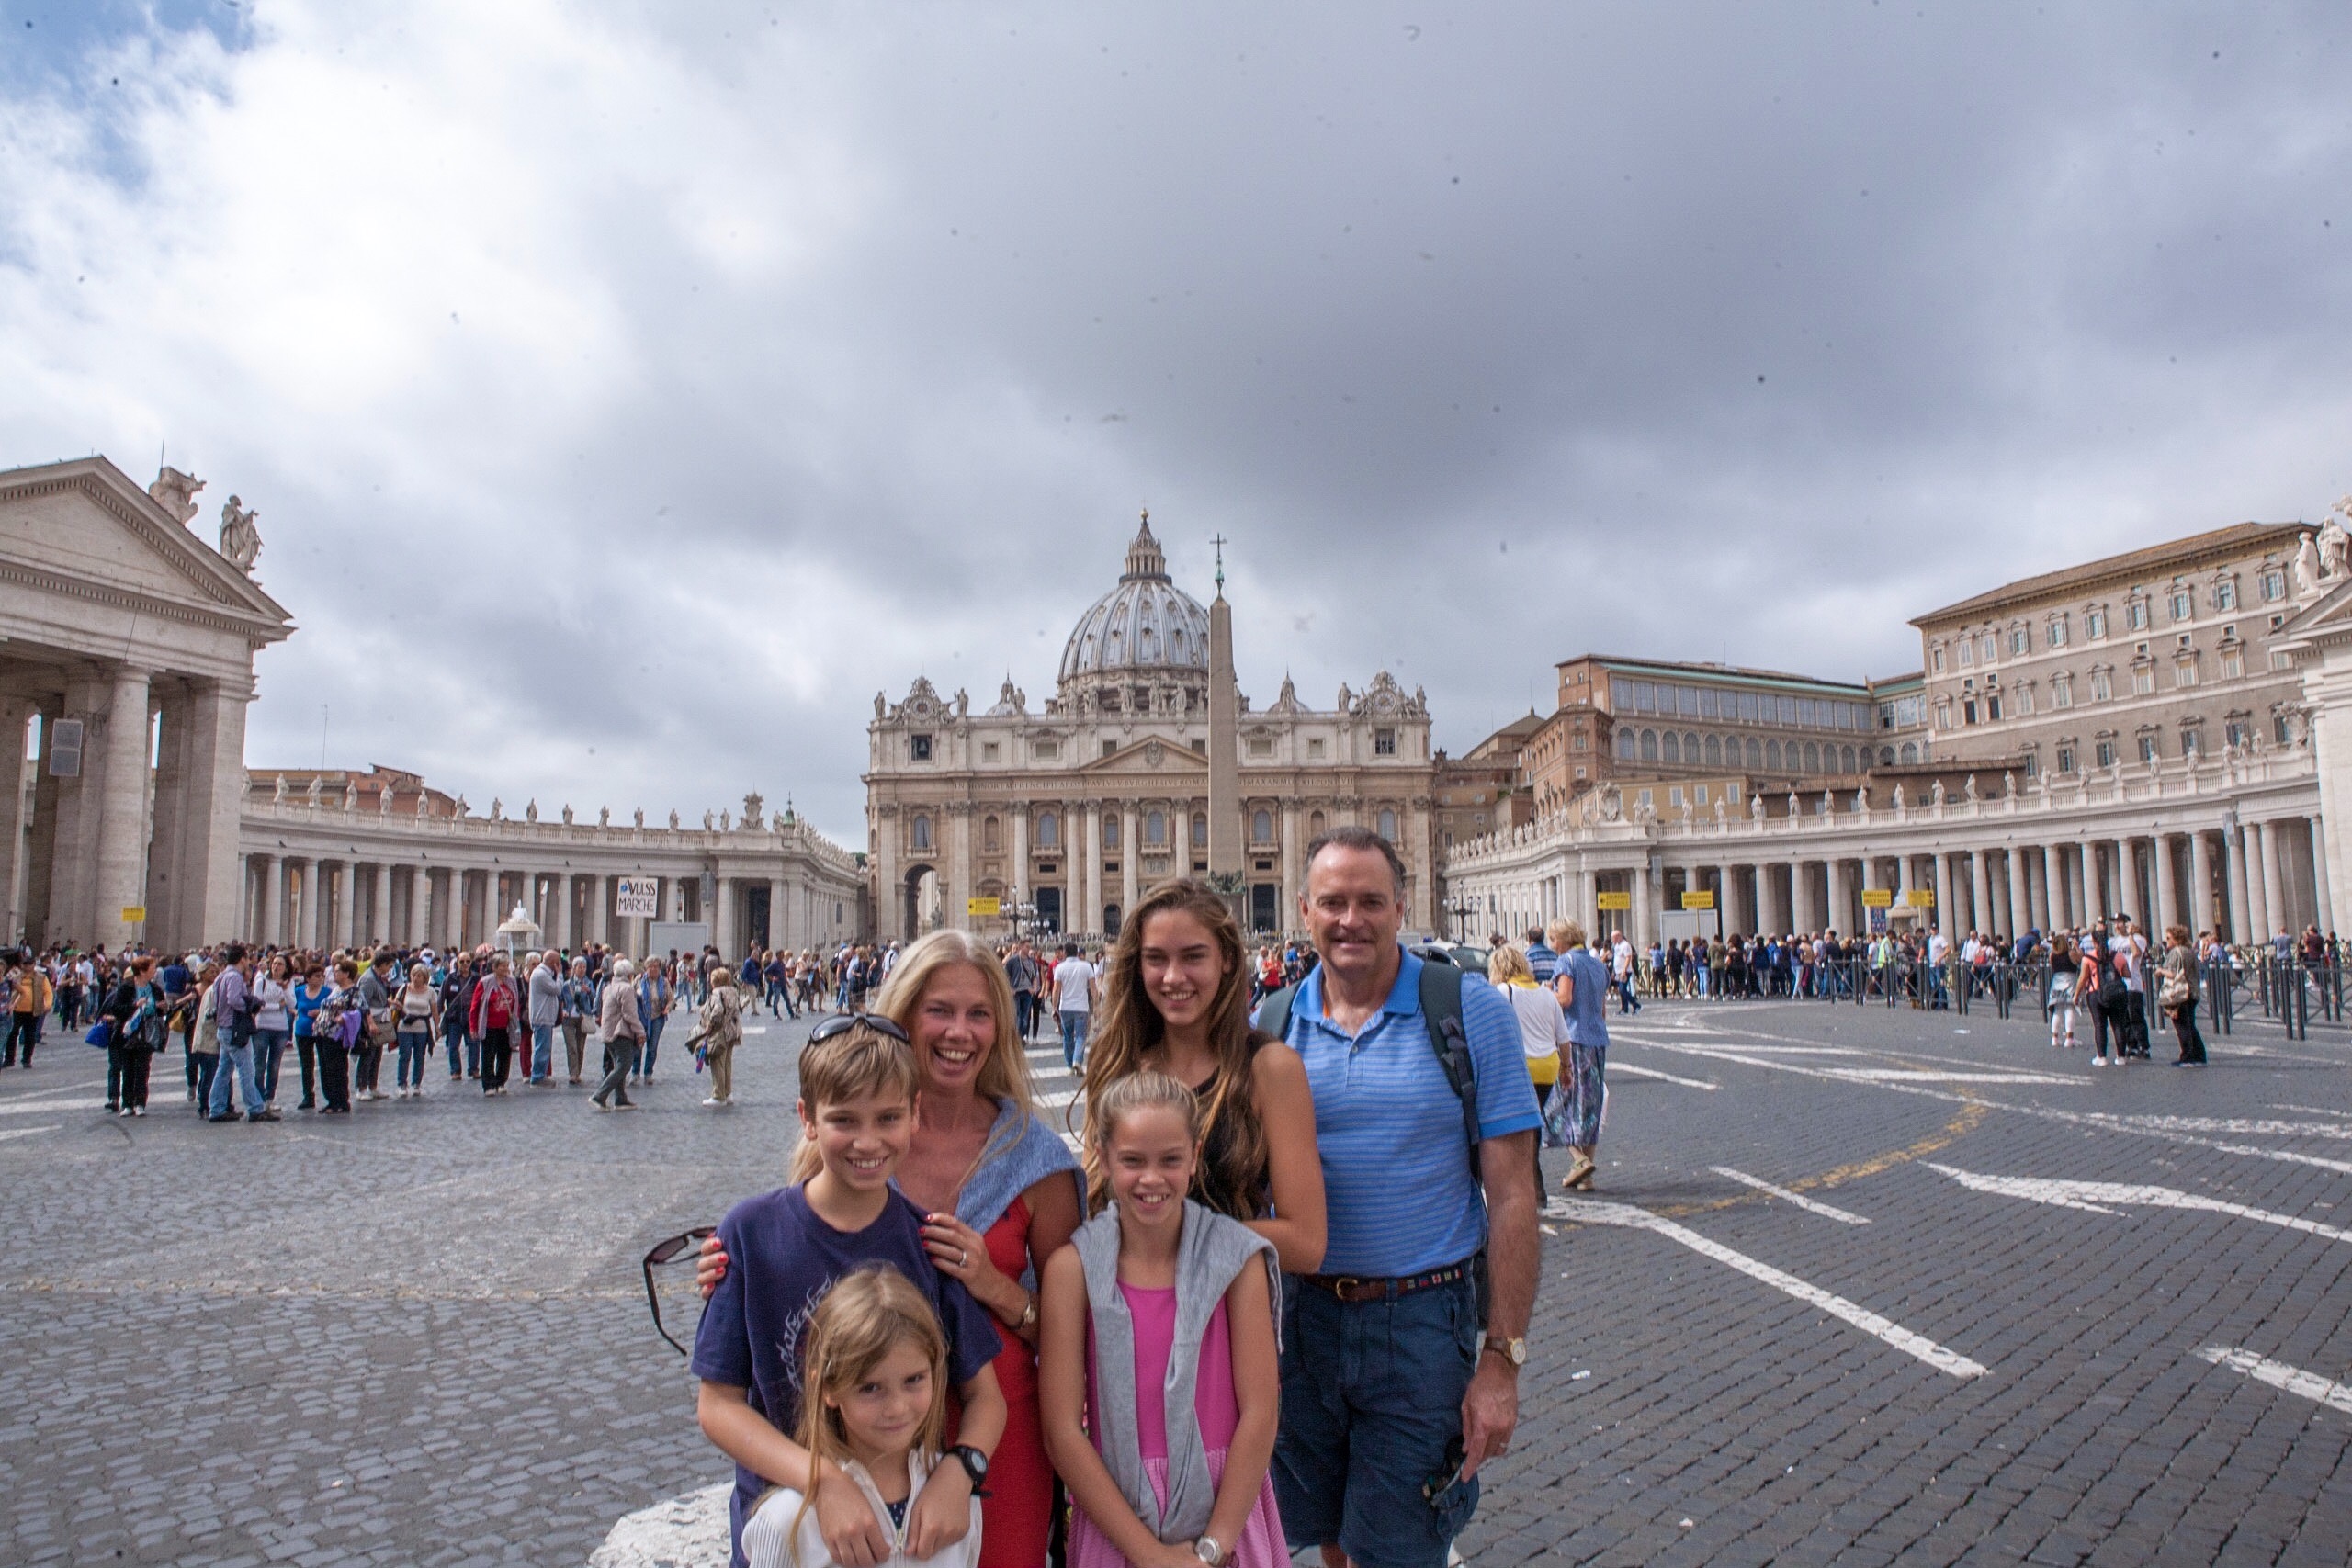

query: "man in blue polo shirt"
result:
(1264, 826), (1542, 1568)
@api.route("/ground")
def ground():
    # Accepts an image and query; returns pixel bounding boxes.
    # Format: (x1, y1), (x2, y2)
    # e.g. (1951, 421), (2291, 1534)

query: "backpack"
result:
(1255, 959), (1490, 1319)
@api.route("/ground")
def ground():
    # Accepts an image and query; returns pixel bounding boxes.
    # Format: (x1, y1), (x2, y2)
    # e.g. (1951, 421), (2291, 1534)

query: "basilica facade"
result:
(865, 518), (1438, 942)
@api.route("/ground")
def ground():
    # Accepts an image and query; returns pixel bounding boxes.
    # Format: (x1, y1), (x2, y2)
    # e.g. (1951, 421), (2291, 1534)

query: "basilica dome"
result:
(1058, 516), (1211, 685)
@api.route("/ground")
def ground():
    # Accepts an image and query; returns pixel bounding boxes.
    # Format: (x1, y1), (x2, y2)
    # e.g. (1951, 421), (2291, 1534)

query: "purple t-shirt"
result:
(690, 1184), (1001, 1568)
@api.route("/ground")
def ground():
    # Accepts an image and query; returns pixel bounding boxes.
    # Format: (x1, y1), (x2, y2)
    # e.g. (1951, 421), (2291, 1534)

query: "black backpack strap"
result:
(1417, 960), (1482, 1182)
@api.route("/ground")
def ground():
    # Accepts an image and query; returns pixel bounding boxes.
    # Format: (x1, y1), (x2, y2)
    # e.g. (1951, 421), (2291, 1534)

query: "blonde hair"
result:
(790, 1024), (920, 1182)
(1085, 1070), (1203, 1214)
(1488, 944), (1532, 985)
(1549, 919), (1586, 952)
(789, 1267), (949, 1558)
(873, 931), (1041, 1168)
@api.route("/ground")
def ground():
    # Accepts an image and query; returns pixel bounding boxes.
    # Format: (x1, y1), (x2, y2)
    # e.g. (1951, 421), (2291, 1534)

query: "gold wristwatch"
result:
(1483, 1336), (1528, 1368)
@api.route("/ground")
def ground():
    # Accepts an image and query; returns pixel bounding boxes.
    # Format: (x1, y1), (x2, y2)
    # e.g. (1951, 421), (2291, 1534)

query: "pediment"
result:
(0, 457), (294, 635)
(2275, 577), (2352, 647)
(1080, 733), (1211, 775)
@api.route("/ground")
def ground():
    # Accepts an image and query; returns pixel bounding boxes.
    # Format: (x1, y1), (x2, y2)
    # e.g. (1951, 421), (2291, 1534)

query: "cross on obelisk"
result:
(1210, 532), (1228, 592)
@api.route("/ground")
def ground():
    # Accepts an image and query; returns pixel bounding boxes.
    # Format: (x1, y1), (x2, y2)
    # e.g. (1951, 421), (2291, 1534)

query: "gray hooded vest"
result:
(1071, 1200), (1279, 1543)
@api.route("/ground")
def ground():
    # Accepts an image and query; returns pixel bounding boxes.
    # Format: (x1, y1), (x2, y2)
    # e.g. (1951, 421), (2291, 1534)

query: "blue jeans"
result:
(529, 1023), (554, 1082)
(642, 1014), (667, 1074)
(444, 1021), (469, 1077)
(1275, 1270), (1480, 1568)
(396, 1032), (431, 1088)
(1058, 1010), (1089, 1069)
(1014, 991), (1036, 1039)
(252, 1027), (289, 1101)
(209, 1039), (265, 1117)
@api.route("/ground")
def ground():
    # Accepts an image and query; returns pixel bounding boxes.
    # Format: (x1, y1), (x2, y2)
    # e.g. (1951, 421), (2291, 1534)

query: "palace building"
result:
(865, 516), (1439, 942)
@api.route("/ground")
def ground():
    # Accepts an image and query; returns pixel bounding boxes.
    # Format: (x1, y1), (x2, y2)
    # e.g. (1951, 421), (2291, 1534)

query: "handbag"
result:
(84, 1019), (113, 1048)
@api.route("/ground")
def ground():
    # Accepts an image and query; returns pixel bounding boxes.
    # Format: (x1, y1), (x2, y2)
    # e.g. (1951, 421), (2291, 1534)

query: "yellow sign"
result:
(966, 897), (1002, 917)
(1904, 888), (1937, 907)
(1596, 891), (1632, 911)
(120, 906), (146, 923)
(1860, 888), (1894, 908)
(1681, 890), (1715, 910)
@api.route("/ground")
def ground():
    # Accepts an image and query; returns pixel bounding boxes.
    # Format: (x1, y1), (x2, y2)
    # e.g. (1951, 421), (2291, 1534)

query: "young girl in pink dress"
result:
(1038, 1072), (1285, 1568)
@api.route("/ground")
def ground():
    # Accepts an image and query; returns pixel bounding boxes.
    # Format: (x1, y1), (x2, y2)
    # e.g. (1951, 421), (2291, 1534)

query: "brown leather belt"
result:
(1301, 1261), (1469, 1304)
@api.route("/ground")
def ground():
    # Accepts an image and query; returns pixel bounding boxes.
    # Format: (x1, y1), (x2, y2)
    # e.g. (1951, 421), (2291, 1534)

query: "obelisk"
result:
(1207, 537), (1242, 896)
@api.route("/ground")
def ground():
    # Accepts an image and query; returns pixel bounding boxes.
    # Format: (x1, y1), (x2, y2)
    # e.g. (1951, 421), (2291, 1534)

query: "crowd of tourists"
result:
(683, 827), (1544, 1568)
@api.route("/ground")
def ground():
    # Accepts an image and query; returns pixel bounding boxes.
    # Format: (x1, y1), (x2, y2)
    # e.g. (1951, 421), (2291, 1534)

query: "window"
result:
(1572, 731), (1589, 751)
(1377, 807), (1398, 839)
(2057, 743), (2076, 773)
(2049, 614), (2069, 648)
(2174, 653), (2199, 688)
(1931, 646), (1946, 673)
(2225, 716), (2251, 748)
(2262, 567), (2286, 602)
(1034, 739), (1059, 760)
(2276, 714), (2294, 745)
(1610, 676), (1633, 709)
(2181, 728), (2201, 759)
(1641, 729), (1658, 761)
(1962, 692), (1978, 726)
(1037, 811), (1059, 848)
(1738, 692), (1758, 721)
(1662, 731), (1680, 763)
(1251, 809), (1272, 842)
(1979, 635), (1997, 664)
(1102, 816), (1119, 848)
(2221, 647), (2244, 679)
(1699, 688), (1719, 718)
(2132, 664), (2154, 696)
(2021, 749), (2039, 778)
(1704, 735), (1723, 766)
(1841, 744), (1857, 773)
(1145, 810), (1167, 845)
(1679, 685), (1700, 716)
(983, 815), (1001, 852)
(2095, 737), (2117, 769)
(2091, 669), (2112, 702)
(2216, 577), (2238, 611)
(1617, 728), (1636, 760)
(2271, 648), (2297, 671)
(1695, 784), (1710, 805)
(1247, 736), (1273, 758)
(1102, 740), (1117, 757)
(1745, 738), (1762, 768)
(1308, 809), (1327, 837)
(1190, 738), (1205, 754)
(2126, 599), (2150, 631)
(1668, 785), (1684, 807)
(1683, 730), (1700, 761)
(2017, 682), (2035, 716)
(1934, 699), (1953, 728)
(1804, 741), (1820, 772)
(1306, 738), (1325, 758)
(1374, 728), (1397, 756)
(2087, 607), (2109, 639)
(981, 741), (1000, 762)
(1765, 739), (1782, 769)
(1958, 638), (1974, 668)
(1897, 742), (1916, 763)
(2010, 626), (2030, 657)
(911, 814), (933, 851)
(1192, 813), (1207, 847)
(2170, 589), (2192, 622)
(2052, 673), (2073, 707)
(910, 734), (933, 761)
(2138, 732), (2161, 763)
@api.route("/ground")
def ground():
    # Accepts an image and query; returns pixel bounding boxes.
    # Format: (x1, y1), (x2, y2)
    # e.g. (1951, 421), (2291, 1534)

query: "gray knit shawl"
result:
(1071, 1200), (1277, 1543)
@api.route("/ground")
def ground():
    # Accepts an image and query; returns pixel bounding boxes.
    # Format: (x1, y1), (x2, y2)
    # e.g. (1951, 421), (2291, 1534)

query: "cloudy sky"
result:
(4, 3), (2348, 845)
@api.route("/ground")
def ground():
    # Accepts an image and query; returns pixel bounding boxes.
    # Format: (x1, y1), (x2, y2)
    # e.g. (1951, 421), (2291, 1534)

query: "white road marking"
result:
(1819, 1068), (2077, 1086)
(1928, 1165), (2352, 1244)
(1548, 1197), (1985, 1378)
(1710, 1167), (1871, 1224)
(0, 1081), (108, 1103)
(589, 1481), (729, 1568)
(0, 1100), (86, 1116)
(0, 1123), (60, 1142)
(2197, 1347), (2352, 1414)
(1610, 1062), (1718, 1090)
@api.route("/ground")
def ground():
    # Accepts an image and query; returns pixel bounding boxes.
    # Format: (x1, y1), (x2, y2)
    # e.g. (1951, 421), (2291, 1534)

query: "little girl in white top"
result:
(740, 1266), (981, 1568)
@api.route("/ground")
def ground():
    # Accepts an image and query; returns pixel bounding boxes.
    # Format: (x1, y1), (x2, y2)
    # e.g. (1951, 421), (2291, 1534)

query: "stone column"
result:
(2008, 848), (2033, 939)
(1081, 801), (1103, 937)
(768, 876), (787, 951)
(2313, 818), (2336, 935)
(324, 860), (349, 950)
(0, 698), (28, 945)
(368, 863), (391, 948)
(2259, 819), (2288, 940)
(1011, 810), (1030, 930)
(256, 853), (281, 947)
(91, 666), (153, 952)
(2104, 837), (2128, 926)
(2155, 834), (2182, 934)
(2034, 844), (2055, 932)
(1714, 863), (1733, 936)
(2188, 830), (2215, 937)
(1786, 858), (1806, 931)
(947, 804), (972, 931)
(1860, 850), (1882, 934)
(1966, 851), (1991, 936)
(2226, 825), (2253, 942)
(1119, 802), (1141, 927)
(1279, 798), (1304, 936)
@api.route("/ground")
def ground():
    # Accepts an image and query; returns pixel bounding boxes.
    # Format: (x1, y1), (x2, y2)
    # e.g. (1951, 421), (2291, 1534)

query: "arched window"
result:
(911, 815), (933, 852)
(1377, 807), (1398, 840)
(1803, 742), (1820, 773)
(1704, 735), (1722, 767)
(1685, 731), (1700, 761)
(982, 815), (1001, 852)
(1252, 808), (1273, 842)
(1102, 815), (1120, 849)
(1309, 809), (1327, 838)
(1617, 728), (1636, 760)
(1036, 811), (1059, 848)
(1641, 729), (1658, 761)
(1146, 810), (1167, 845)
(1898, 742), (1917, 763)
(1662, 731), (1680, 763)
(1192, 813), (1207, 847)
(1840, 745), (1856, 773)
(1745, 738), (1762, 769)
(1766, 739), (1781, 770)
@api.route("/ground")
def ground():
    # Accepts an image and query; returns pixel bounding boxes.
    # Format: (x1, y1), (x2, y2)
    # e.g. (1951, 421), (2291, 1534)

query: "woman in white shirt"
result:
(1490, 944), (1569, 1181)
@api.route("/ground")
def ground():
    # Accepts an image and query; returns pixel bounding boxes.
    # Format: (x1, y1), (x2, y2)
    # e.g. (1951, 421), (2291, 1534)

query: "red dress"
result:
(972, 1193), (1054, 1568)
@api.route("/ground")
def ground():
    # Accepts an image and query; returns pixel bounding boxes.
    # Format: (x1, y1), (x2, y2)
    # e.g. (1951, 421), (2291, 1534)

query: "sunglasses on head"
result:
(642, 1225), (717, 1355)
(806, 1012), (911, 1046)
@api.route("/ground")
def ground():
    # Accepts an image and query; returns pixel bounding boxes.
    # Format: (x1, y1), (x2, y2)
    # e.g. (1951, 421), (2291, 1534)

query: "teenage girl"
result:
(1040, 1073), (1284, 1568)
(2046, 936), (2078, 1049)
(739, 1265), (981, 1568)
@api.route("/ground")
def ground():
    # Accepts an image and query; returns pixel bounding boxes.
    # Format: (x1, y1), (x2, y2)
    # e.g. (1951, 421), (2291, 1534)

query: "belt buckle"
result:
(1330, 1275), (1366, 1302)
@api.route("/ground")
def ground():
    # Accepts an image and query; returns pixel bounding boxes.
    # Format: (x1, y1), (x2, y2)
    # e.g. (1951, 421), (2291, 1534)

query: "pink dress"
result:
(1070, 1283), (1286, 1568)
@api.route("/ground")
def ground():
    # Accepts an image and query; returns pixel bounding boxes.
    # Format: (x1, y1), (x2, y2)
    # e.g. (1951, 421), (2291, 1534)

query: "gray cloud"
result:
(3, 2), (2348, 843)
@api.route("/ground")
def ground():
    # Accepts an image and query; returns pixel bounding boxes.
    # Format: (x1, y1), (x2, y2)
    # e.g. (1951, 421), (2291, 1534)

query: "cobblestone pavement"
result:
(7, 996), (2352, 1564)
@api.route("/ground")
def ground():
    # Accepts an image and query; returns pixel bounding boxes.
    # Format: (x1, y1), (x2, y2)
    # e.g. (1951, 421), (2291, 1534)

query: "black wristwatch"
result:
(946, 1443), (991, 1495)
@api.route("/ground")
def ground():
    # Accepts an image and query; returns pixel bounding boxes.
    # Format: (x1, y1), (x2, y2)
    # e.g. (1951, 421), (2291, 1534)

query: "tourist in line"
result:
(592, 957), (646, 1111)
(471, 953), (524, 1094)
(2046, 936), (2079, 1049)
(394, 962), (441, 1097)
(695, 964), (743, 1106)
(316, 958), (357, 1112)
(1548, 918), (1609, 1191)
(253, 953), (294, 1105)
(639, 956), (674, 1080)
(440, 953), (477, 1079)
(290, 960), (329, 1110)
(561, 955), (595, 1083)
(2159, 924), (2209, 1066)
(527, 950), (562, 1086)
(99, 954), (163, 1116)
(209, 946), (276, 1122)
(1053, 940), (1098, 1071)
(354, 951), (399, 1101)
